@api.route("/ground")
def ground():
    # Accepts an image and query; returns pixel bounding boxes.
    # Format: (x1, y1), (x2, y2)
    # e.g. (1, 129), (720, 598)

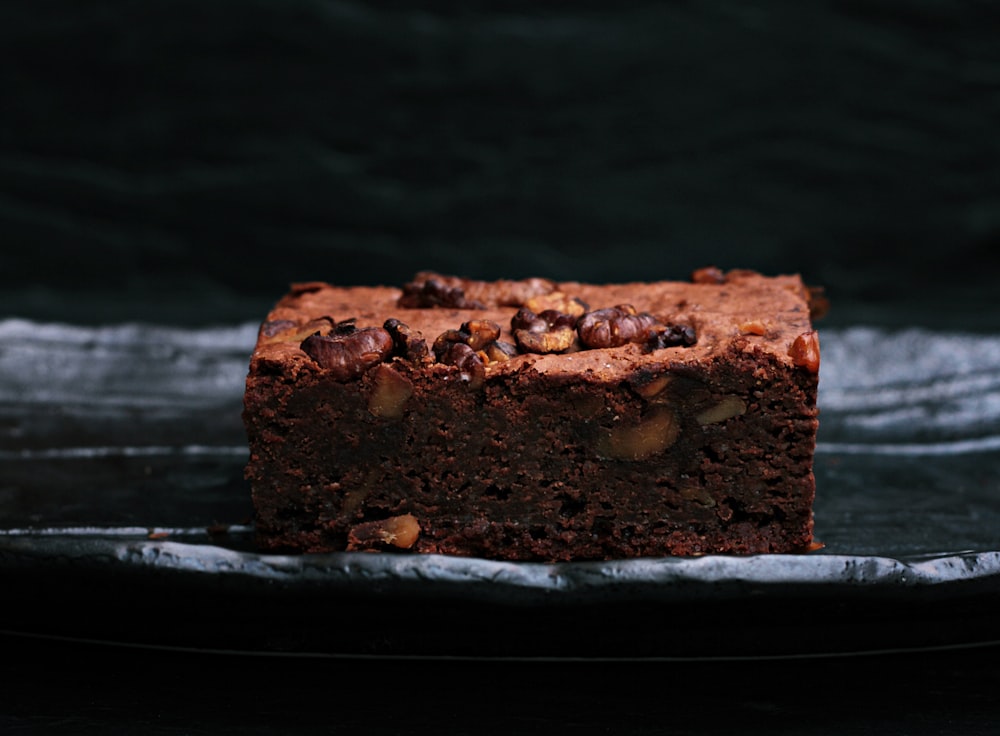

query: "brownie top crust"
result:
(249, 269), (819, 383)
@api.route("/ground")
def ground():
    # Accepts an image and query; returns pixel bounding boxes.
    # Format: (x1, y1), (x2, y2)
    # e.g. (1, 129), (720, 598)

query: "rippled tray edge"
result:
(3, 534), (999, 660)
(3, 534), (999, 603)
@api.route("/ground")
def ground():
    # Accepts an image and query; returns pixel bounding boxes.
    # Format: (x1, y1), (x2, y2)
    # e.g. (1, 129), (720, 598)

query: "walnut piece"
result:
(596, 407), (679, 460)
(691, 266), (726, 284)
(384, 318), (430, 363)
(398, 272), (557, 309)
(300, 323), (394, 381)
(260, 316), (336, 344)
(696, 396), (747, 425)
(511, 308), (577, 354)
(432, 320), (503, 357)
(482, 340), (518, 364)
(460, 320), (502, 351)
(432, 319), (511, 383)
(632, 374), (673, 399)
(397, 276), (485, 309)
(347, 514), (421, 550)
(577, 305), (660, 349)
(645, 323), (697, 351)
(738, 320), (767, 336)
(438, 342), (486, 389)
(524, 291), (589, 318)
(789, 331), (821, 373)
(368, 364), (414, 419)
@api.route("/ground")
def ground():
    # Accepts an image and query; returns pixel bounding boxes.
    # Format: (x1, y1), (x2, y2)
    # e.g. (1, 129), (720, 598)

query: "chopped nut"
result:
(524, 292), (589, 318)
(432, 320), (503, 358)
(300, 324), (394, 381)
(482, 340), (518, 364)
(597, 407), (679, 460)
(691, 266), (726, 284)
(347, 514), (421, 550)
(577, 305), (662, 349)
(260, 316), (336, 344)
(433, 329), (471, 358)
(397, 276), (485, 309)
(632, 374), (673, 399)
(511, 308), (577, 354)
(368, 364), (414, 419)
(487, 277), (558, 307)
(645, 323), (697, 351)
(384, 318), (430, 363)
(397, 272), (557, 309)
(738, 320), (767, 336)
(696, 396), (747, 425)
(432, 320), (508, 384)
(439, 342), (486, 389)
(789, 331), (821, 373)
(461, 320), (502, 351)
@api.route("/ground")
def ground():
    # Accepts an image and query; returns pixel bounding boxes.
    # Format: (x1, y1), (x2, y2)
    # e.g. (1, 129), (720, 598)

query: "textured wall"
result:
(2, 1), (999, 325)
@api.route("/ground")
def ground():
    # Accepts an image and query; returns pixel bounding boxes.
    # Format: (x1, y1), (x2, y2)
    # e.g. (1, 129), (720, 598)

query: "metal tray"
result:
(1, 320), (998, 658)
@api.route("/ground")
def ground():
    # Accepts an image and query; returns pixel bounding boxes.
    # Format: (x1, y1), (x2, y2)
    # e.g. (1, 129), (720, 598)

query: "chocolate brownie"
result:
(242, 268), (821, 561)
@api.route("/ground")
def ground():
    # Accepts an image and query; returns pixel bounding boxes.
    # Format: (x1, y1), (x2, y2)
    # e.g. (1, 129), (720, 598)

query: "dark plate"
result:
(1, 320), (999, 659)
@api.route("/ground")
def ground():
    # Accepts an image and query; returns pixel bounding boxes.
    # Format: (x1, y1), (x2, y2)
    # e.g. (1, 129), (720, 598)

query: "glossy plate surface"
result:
(1, 320), (999, 658)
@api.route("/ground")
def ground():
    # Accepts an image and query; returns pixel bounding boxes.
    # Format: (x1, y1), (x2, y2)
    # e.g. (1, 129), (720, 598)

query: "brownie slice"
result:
(242, 268), (821, 561)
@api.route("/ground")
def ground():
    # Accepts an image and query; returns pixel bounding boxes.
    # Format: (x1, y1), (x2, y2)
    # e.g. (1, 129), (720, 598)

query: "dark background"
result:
(2, 0), (998, 328)
(2, 3), (1000, 734)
